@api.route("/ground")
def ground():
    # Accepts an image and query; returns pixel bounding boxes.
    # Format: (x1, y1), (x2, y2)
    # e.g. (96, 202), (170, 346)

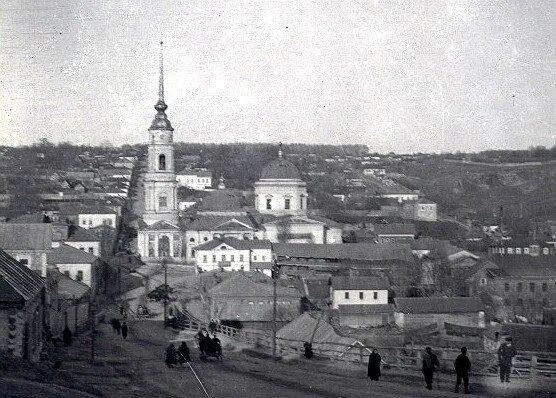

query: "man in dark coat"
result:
(63, 326), (73, 347)
(177, 341), (191, 365)
(454, 346), (471, 394)
(368, 349), (381, 381)
(498, 337), (517, 383)
(165, 343), (177, 368)
(114, 319), (121, 335)
(121, 322), (128, 340)
(197, 329), (209, 356)
(422, 347), (440, 390)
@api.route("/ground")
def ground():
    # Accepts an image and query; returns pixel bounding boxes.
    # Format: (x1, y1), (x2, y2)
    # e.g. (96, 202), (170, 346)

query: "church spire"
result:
(150, 41), (173, 131)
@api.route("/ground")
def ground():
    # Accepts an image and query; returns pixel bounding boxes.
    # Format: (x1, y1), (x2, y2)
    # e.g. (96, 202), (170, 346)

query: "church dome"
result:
(260, 158), (301, 180)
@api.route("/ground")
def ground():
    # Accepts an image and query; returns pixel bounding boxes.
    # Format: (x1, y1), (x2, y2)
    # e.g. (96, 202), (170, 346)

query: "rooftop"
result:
(193, 237), (272, 251)
(338, 304), (394, 315)
(273, 242), (413, 262)
(0, 249), (44, 303)
(208, 273), (302, 298)
(394, 297), (484, 314)
(373, 223), (416, 236)
(486, 255), (556, 278)
(48, 243), (99, 264)
(331, 276), (389, 290)
(0, 223), (52, 251)
(260, 157), (301, 180)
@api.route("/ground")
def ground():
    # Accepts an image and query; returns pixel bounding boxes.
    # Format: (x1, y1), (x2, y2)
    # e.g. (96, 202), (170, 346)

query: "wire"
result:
(178, 352), (212, 398)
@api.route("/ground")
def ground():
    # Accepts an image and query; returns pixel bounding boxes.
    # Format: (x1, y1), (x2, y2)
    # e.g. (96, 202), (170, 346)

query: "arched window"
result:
(159, 154), (166, 170)
(189, 238), (195, 242)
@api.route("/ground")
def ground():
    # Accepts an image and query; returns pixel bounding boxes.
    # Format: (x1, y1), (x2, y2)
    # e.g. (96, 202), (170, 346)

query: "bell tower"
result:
(142, 42), (179, 225)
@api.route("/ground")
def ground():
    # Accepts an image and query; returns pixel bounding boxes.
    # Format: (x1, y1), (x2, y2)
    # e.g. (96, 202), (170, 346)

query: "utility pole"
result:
(90, 301), (96, 363)
(272, 257), (278, 359)
(163, 258), (168, 328)
(74, 296), (78, 337)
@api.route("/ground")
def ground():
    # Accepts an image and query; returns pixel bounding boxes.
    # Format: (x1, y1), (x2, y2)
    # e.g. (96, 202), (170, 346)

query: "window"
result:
(517, 283), (522, 292)
(480, 278), (487, 285)
(230, 255), (235, 262)
(189, 238), (195, 242)
(88, 219), (92, 225)
(159, 154), (166, 170)
(300, 195), (304, 209)
(359, 292), (364, 300)
(64, 271), (70, 277)
(221, 255), (226, 262)
(542, 283), (547, 292)
(82, 219), (87, 225)
(212, 255), (216, 263)
(203, 255), (207, 263)
(266, 198), (272, 210)
(517, 298), (523, 306)
(543, 248), (549, 255)
(344, 292), (350, 299)
(285, 198), (290, 210)
(88, 247), (94, 253)
(507, 248), (514, 254)
(504, 283), (510, 292)
(76, 271), (83, 282)
(530, 283), (535, 292)
(107, 218), (113, 226)
(239, 254), (244, 262)
(515, 248), (522, 254)
(19, 258), (29, 265)
(373, 292), (378, 300)
(262, 256), (266, 261)
(79, 247), (85, 251)
(158, 195), (167, 208)
(204, 237), (208, 241)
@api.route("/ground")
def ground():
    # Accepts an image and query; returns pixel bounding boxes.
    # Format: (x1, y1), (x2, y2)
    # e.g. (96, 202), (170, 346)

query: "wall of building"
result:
(332, 289), (388, 309)
(254, 181), (307, 216)
(176, 174), (212, 190)
(55, 263), (95, 290)
(339, 313), (390, 328)
(78, 213), (117, 229)
(7, 250), (47, 277)
(195, 246), (271, 272)
(394, 312), (483, 329)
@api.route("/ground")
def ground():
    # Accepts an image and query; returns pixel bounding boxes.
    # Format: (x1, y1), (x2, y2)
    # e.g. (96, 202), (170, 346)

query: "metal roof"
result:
(394, 297), (484, 314)
(0, 249), (44, 302)
(0, 223), (52, 251)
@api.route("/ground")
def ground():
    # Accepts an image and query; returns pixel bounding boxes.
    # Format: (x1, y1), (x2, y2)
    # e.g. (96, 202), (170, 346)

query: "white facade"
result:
(254, 180), (308, 217)
(8, 251), (48, 277)
(363, 168), (386, 176)
(176, 171), (212, 191)
(137, 227), (183, 260)
(78, 213), (117, 229)
(194, 243), (271, 274)
(381, 193), (419, 202)
(332, 289), (388, 310)
(184, 227), (265, 262)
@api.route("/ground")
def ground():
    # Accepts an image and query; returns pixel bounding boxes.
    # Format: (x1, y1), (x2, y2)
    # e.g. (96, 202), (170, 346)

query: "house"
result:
(48, 243), (100, 294)
(0, 223), (52, 277)
(487, 238), (555, 256)
(337, 304), (394, 328)
(373, 223), (416, 243)
(330, 276), (389, 309)
(207, 273), (302, 330)
(393, 297), (485, 329)
(193, 237), (272, 275)
(176, 169), (212, 190)
(59, 203), (118, 229)
(363, 169), (386, 176)
(469, 255), (556, 322)
(0, 249), (45, 361)
(274, 242), (414, 276)
(401, 199), (438, 222)
(63, 226), (101, 256)
(48, 270), (90, 337)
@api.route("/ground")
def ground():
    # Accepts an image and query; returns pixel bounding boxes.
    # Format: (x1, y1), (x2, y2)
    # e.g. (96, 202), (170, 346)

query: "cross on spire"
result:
(149, 40), (173, 131)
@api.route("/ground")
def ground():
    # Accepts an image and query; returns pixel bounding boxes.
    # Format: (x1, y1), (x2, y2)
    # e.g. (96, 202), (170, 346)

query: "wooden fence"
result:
(176, 319), (556, 379)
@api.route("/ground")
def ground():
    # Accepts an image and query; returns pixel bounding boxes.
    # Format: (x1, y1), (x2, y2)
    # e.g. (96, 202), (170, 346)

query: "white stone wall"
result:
(254, 180), (307, 216)
(194, 245), (271, 272)
(56, 263), (94, 289)
(176, 174), (212, 190)
(332, 289), (388, 309)
(7, 250), (47, 277)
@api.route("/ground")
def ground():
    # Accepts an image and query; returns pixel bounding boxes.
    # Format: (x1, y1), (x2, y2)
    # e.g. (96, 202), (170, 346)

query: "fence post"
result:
(416, 350), (422, 370)
(531, 355), (538, 380)
(359, 346), (364, 364)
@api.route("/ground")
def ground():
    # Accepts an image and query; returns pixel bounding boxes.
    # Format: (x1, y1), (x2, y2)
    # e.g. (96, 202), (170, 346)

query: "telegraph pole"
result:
(90, 300), (96, 363)
(74, 295), (78, 337)
(163, 258), (168, 328)
(272, 257), (278, 359)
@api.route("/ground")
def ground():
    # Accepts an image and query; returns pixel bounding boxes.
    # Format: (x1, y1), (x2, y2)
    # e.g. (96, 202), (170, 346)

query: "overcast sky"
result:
(0, 0), (554, 152)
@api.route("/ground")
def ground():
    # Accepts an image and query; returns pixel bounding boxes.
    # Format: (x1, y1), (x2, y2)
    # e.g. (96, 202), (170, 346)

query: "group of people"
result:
(165, 341), (191, 368)
(366, 338), (517, 394)
(110, 318), (128, 340)
(196, 328), (222, 358)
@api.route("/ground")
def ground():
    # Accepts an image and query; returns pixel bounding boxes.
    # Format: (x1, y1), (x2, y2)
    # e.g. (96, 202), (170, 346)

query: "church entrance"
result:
(158, 235), (170, 257)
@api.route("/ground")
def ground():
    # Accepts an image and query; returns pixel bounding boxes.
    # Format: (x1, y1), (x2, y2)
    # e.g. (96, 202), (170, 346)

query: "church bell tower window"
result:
(159, 154), (166, 170)
(285, 198), (290, 210)
(158, 195), (167, 208)
(266, 198), (272, 210)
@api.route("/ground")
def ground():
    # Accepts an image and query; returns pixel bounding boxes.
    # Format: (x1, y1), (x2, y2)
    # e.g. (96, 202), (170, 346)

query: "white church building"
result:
(136, 45), (342, 266)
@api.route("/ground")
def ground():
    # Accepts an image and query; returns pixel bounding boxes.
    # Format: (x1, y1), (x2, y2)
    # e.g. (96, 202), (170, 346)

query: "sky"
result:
(0, 0), (554, 153)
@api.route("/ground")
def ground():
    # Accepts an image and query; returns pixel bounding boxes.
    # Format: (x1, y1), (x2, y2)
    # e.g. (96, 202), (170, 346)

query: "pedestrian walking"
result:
(422, 347), (440, 390)
(114, 319), (121, 335)
(177, 341), (191, 366)
(498, 337), (517, 383)
(165, 343), (177, 368)
(63, 326), (73, 347)
(111, 318), (118, 332)
(121, 322), (128, 340)
(454, 346), (471, 394)
(368, 348), (381, 381)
